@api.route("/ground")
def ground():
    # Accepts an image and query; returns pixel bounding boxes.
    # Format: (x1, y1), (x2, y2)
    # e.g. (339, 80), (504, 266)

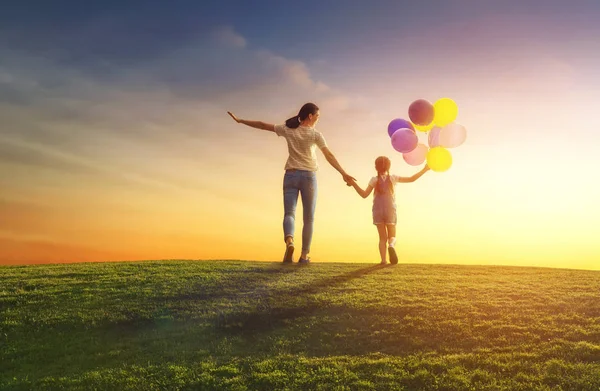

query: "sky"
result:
(1, 0), (600, 270)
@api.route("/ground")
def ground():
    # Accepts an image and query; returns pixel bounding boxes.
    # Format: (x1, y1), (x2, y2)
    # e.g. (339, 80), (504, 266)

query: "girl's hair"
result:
(374, 156), (394, 195)
(375, 156), (391, 175)
(285, 102), (319, 128)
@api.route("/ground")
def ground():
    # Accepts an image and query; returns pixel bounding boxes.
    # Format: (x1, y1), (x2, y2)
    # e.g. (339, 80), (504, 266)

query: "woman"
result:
(227, 103), (355, 264)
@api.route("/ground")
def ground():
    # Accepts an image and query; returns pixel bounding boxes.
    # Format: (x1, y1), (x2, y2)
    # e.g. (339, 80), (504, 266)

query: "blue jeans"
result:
(283, 170), (317, 254)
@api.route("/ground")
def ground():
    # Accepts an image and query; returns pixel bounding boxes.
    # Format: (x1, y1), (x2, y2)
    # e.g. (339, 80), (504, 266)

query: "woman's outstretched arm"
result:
(228, 111), (275, 132)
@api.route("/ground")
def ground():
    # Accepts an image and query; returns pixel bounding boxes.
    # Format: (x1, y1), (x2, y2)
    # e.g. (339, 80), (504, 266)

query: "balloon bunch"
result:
(387, 98), (466, 172)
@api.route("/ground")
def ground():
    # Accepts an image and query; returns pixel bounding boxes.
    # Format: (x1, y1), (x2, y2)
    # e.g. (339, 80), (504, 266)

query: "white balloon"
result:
(439, 122), (467, 148)
(428, 126), (442, 148)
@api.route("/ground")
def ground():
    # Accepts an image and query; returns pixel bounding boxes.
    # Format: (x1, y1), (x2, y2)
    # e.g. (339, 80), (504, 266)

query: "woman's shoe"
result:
(283, 242), (294, 263)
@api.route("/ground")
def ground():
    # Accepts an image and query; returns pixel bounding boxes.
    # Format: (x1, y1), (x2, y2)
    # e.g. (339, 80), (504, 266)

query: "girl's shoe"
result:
(388, 247), (398, 265)
(298, 257), (311, 265)
(283, 242), (294, 263)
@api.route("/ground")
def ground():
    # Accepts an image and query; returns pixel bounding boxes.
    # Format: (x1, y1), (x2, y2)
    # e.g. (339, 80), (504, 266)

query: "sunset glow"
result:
(1, 2), (599, 270)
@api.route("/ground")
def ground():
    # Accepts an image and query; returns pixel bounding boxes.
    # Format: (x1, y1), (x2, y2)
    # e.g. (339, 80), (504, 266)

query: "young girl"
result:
(348, 157), (429, 265)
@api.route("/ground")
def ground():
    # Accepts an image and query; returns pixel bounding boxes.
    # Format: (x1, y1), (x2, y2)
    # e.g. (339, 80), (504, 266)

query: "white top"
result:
(368, 174), (402, 188)
(274, 124), (328, 171)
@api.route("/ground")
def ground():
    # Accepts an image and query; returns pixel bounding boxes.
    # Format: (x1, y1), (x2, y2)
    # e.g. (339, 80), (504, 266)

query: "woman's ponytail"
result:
(284, 102), (319, 129)
(285, 116), (301, 128)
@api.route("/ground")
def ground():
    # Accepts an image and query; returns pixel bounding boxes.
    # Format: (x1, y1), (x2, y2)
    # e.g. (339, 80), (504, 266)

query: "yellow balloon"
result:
(426, 146), (452, 172)
(433, 98), (458, 127)
(413, 121), (434, 132)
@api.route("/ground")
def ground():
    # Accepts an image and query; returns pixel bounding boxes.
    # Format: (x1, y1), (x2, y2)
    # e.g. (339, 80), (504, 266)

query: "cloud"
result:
(262, 52), (314, 87)
(0, 23), (373, 199)
(211, 25), (247, 48)
(0, 134), (194, 193)
(315, 82), (331, 93)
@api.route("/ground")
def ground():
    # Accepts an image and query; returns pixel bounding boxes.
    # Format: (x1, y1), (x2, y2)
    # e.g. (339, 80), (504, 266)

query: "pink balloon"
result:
(428, 126), (442, 148)
(403, 143), (428, 166)
(391, 128), (418, 153)
(439, 122), (467, 148)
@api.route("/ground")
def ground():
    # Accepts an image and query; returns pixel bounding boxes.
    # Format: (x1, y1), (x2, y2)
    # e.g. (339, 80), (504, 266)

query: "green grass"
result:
(1, 260), (599, 390)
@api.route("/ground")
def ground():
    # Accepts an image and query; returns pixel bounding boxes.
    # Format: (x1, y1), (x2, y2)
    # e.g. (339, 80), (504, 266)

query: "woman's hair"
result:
(285, 103), (319, 128)
(374, 156), (393, 195)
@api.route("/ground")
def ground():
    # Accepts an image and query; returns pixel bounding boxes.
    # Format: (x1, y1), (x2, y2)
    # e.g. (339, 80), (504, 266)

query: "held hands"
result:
(227, 111), (241, 123)
(343, 173), (356, 187)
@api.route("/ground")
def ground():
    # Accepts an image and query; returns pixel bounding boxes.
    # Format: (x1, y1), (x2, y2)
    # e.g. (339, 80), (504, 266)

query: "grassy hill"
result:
(1, 261), (599, 390)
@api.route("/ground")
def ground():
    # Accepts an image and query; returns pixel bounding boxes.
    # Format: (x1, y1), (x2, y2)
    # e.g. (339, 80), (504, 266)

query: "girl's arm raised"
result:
(227, 111), (275, 132)
(397, 165), (430, 183)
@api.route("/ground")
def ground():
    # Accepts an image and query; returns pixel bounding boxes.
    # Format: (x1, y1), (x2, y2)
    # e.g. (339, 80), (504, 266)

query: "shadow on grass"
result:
(9, 262), (596, 385)
(294, 263), (388, 295)
(106, 263), (391, 343)
(2, 263), (401, 381)
(152, 263), (302, 303)
(215, 264), (390, 335)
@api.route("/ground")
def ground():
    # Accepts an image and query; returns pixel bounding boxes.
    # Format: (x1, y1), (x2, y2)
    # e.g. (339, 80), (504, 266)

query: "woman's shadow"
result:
(215, 263), (390, 335)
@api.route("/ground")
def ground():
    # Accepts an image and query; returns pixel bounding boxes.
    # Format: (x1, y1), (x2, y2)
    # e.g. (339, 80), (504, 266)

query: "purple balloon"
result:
(391, 128), (418, 153)
(388, 118), (415, 138)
